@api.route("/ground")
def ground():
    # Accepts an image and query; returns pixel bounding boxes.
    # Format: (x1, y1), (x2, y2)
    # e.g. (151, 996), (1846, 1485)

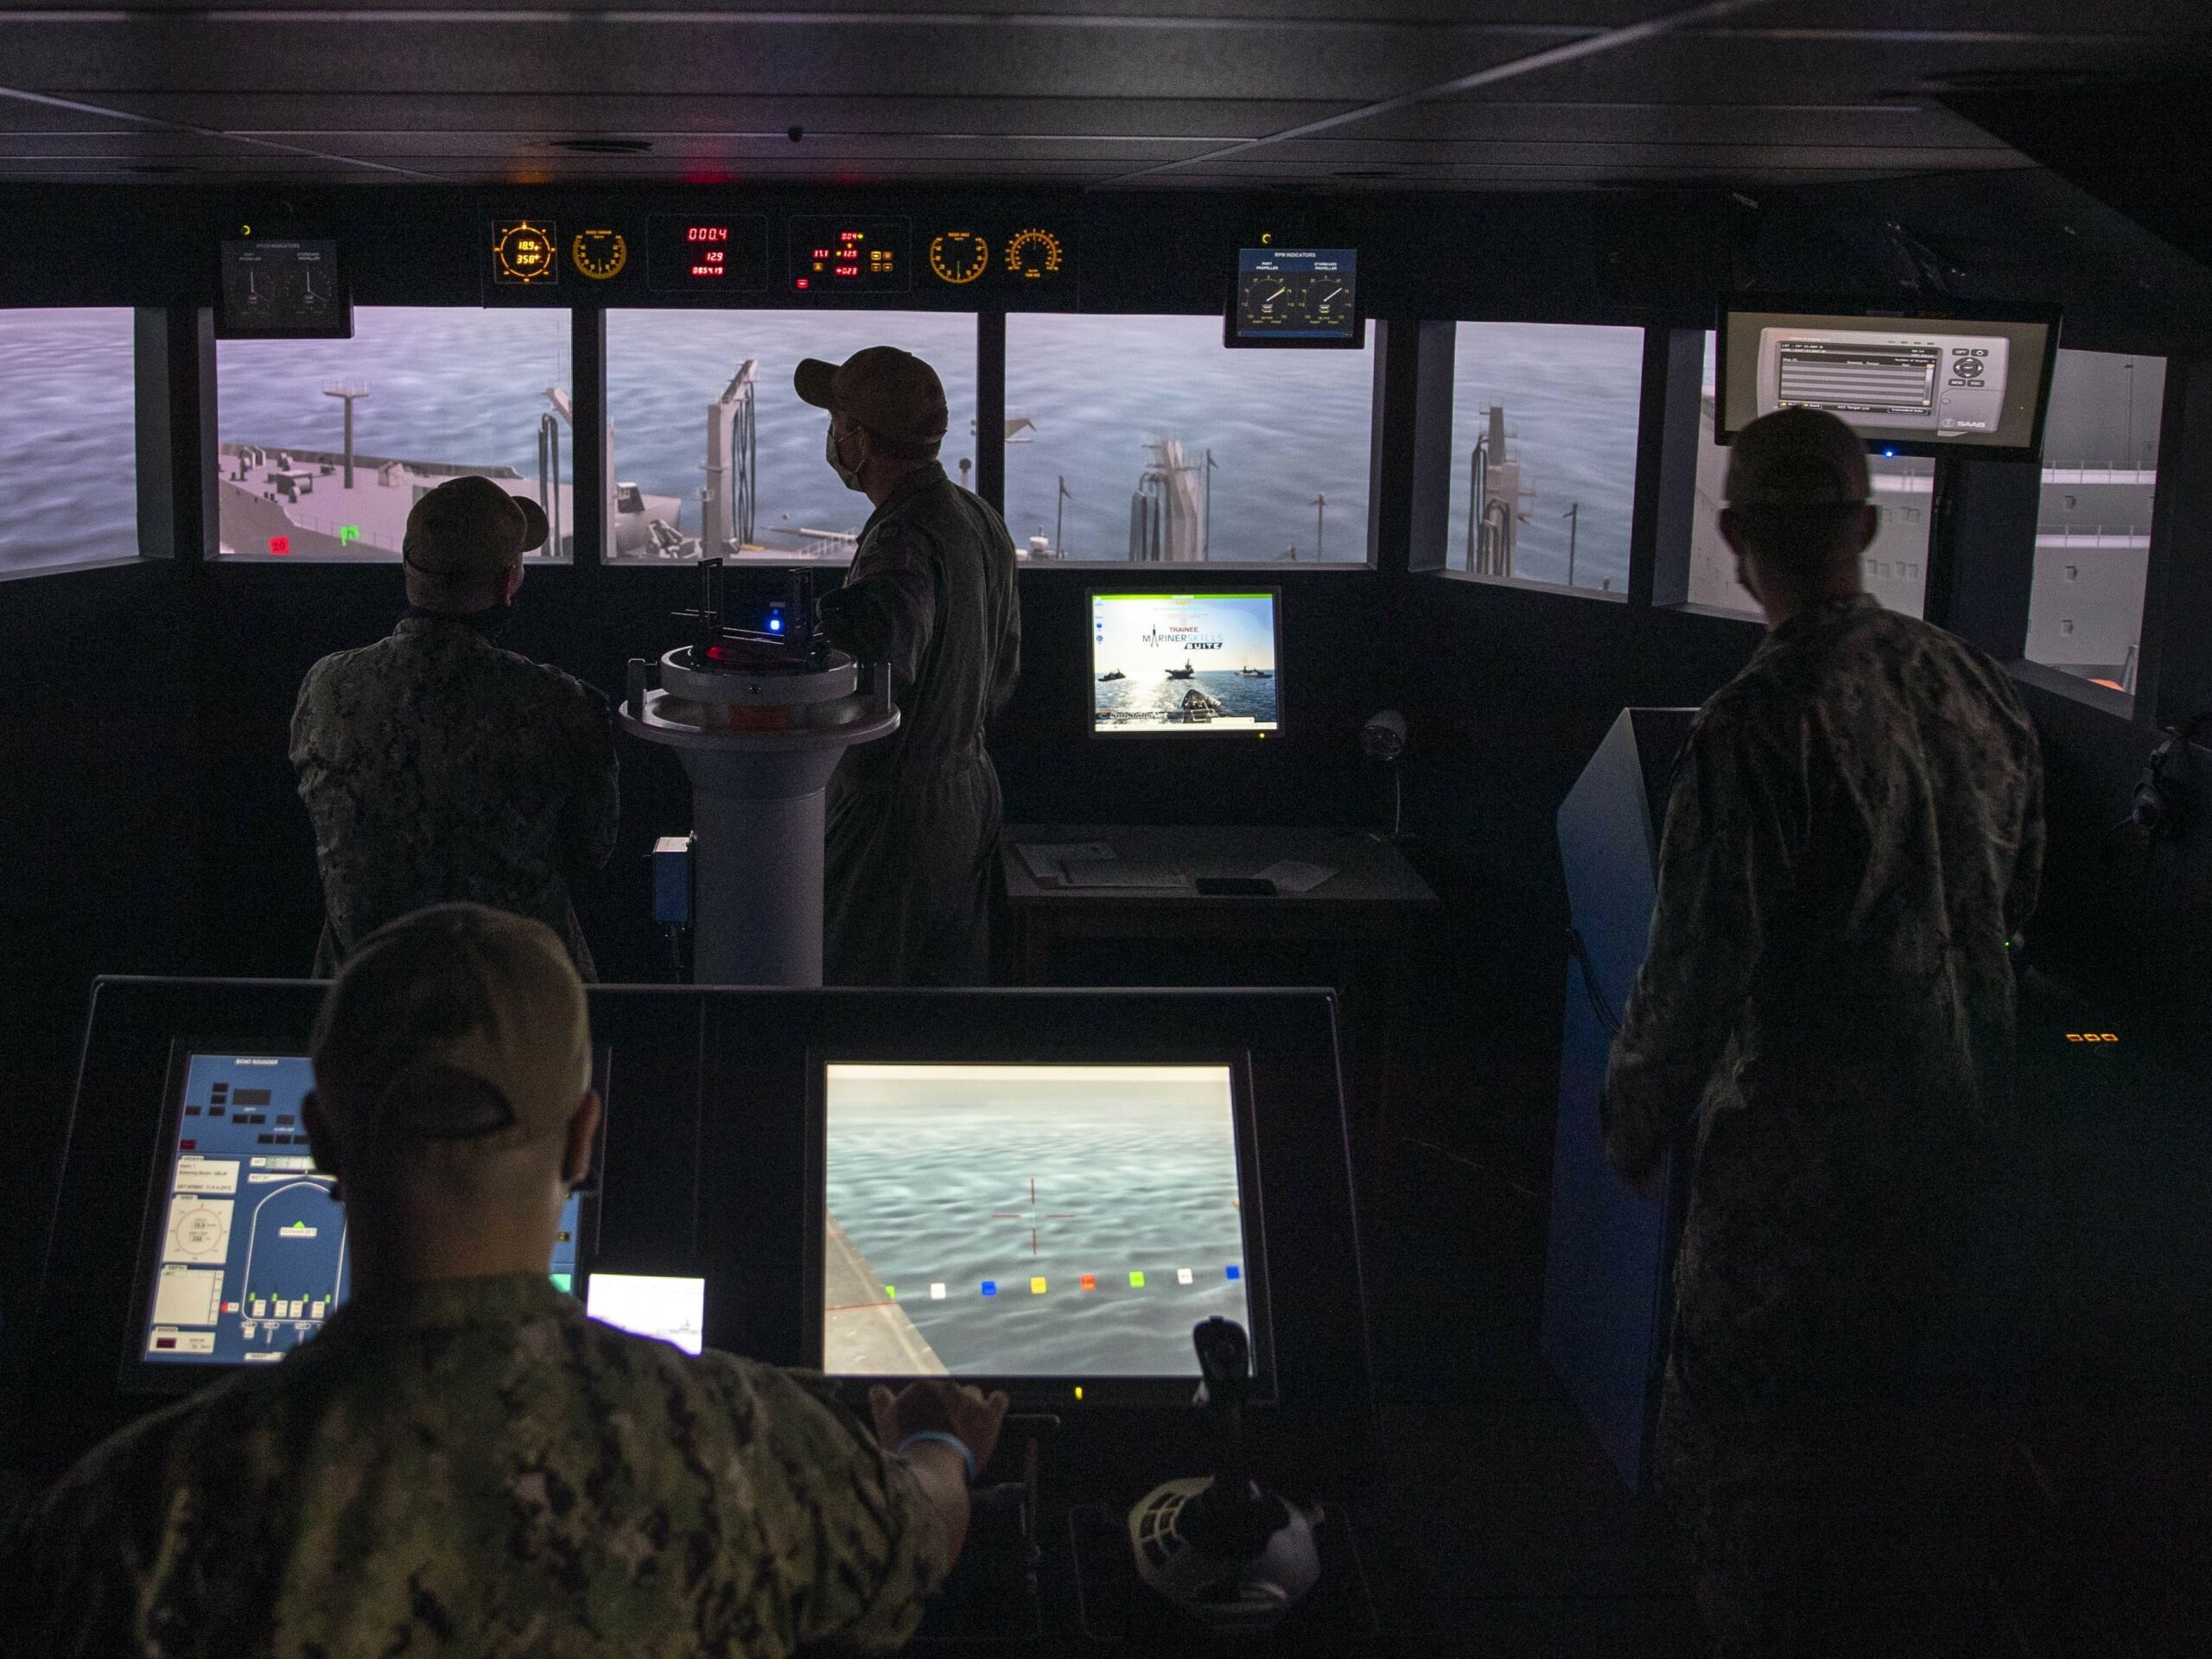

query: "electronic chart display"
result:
(1719, 308), (2056, 457)
(1229, 247), (1361, 346)
(134, 1052), (585, 1372)
(1090, 591), (1281, 736)
(821, 1065), (1258, 1381)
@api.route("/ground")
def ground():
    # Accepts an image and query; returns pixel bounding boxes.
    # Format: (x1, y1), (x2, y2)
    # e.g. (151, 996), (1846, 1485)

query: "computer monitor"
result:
(1717, 304), (2059, 461)
(125, 1047), (600, 1387)
(1090, 591), (1281, 737)
(817, 1063), (1270, 1400)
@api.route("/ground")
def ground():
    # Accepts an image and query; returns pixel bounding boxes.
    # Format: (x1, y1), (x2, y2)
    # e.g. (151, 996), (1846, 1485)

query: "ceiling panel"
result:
(0, 1), (2206, 188)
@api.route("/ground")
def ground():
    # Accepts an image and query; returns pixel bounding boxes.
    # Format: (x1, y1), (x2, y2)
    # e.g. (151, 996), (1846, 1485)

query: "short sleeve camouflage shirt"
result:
(3, 1274), (947, 1659)
(290, 615), (619, 976)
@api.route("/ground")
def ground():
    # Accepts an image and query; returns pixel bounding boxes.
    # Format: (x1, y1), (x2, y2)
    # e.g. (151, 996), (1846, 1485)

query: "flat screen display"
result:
(218, 238), (352, 339)
(1229, 248), (1361, 346)
(821, 1064), (1255, 1380)
(1090, 591), (1281, 736)
(587, 1274), (706, 1355)
(135, 1052), (587, 1370)
(1719, 308), (2056, 456)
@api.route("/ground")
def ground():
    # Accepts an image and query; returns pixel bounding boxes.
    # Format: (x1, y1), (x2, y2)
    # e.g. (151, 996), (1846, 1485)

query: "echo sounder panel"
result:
(1718, 306), (2057, 458)
(1757, 327), (2010, 436)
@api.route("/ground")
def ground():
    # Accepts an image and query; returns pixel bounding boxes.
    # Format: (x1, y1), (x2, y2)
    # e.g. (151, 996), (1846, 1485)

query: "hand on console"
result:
(870, 1379), (1011, 1480)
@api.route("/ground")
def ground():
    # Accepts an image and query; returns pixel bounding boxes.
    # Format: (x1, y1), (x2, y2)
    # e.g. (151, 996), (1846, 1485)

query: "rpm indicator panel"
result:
(1230, 247), (1360, 347)
(218, 238), (352, 339)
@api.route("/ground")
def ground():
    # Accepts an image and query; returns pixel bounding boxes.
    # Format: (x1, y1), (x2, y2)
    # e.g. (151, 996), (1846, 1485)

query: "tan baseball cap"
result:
(403, 474), (550, 581)
(309, 903), (591, 1153)
(793, 346), (950, 448)
(1725, 407), (1872, 509)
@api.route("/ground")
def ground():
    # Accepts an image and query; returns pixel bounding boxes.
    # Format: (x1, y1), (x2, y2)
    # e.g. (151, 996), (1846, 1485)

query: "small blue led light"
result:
(768, 618), (783, 632)
(981, 1281), (997, 1297)
(1225, 1265), (1241, 1281)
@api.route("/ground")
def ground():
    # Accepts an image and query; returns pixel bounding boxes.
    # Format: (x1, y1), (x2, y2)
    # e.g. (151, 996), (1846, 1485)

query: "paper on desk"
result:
(1016, 842), (1116, 881)
(1059, 859), (1192, 891)
(1256, 859), (1338, 894)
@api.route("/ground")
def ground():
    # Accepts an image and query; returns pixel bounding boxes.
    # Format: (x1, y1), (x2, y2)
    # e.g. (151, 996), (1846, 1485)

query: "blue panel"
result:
(652, 835), (692, 925)
(1541, 708), (1694, 1491)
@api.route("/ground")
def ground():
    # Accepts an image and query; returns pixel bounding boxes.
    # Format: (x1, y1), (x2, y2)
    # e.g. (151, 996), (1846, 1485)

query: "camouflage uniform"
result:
(2, 1274), (947, 1658)
(291, 615), (619, 978)
(820, 462), (1020, 987)
(1602, 595), (2043, 1655)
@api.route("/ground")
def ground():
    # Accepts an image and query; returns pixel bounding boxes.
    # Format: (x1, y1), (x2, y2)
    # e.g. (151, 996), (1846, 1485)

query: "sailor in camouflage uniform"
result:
(3, 902), (1008, 1657)
(796, 347), (1021, 987)
(290, 474), (619, 978)
(1602, 410), (2044, 1656)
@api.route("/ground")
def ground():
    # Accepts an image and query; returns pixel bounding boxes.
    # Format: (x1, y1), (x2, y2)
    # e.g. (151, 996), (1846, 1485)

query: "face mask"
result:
(825, 424), (867, 492)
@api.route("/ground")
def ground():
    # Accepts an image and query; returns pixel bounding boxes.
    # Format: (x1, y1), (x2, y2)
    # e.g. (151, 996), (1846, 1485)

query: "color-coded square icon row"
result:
(885, 1266), (1241, 1300)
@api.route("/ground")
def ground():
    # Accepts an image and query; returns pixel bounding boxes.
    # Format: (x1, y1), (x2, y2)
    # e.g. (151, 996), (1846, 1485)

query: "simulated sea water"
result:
(825, 1093), (1250, 1377)
(2, 307), (1644, 588)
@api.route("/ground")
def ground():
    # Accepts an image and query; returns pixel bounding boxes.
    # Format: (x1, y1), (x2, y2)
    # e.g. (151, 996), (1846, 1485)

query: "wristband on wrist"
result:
(897, 1429), (977, 1484)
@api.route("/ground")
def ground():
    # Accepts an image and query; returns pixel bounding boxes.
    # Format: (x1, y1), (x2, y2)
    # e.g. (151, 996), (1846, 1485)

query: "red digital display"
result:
(787, 216), (909, 293)
(649, 214), (768, 293)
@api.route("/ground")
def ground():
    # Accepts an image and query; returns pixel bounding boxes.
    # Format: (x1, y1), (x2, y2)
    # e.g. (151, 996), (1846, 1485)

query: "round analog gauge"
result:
(1308, 274), (1353, 326)
(1005, 228), (1064, 280)
(570, 229), (629, 281)
(1243, 271), (1312, 326)
(493, 220), (558, 283)
(929, 231), (991, 285)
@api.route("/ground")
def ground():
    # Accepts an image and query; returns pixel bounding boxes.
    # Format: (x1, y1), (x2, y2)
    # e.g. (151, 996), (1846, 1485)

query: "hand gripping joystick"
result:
(1128, 1319), (1321, 1632)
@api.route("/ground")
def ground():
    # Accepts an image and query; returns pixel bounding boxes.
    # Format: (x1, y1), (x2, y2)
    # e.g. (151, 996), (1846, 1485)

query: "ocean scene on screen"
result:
(1091, 591), (1280, 733)
(822, 1065), (1251, 1378)
(1, 306), (1645, 585)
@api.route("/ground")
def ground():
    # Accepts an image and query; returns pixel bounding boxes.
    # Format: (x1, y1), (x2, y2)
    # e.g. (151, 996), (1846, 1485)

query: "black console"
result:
(17, 979), (1377, 1654)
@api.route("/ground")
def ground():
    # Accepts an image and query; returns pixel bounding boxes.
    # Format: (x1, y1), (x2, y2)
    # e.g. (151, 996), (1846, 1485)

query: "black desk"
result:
(1002, 824), (1437, 988)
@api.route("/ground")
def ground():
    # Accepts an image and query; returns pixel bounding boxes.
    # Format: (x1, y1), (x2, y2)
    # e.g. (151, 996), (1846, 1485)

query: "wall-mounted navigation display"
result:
(1229, 247), (1360, 347)
(1718, 306), (2058, 459)
(130, 1051), (590, 1382)
(820, 1065), (1260, 1383)
(789, 217), (910, 293)
(218, 238), (352, 340)
(1090, 591), (1281, 736)
(490, 219), (560, 286)
(649, 213), (770, 293)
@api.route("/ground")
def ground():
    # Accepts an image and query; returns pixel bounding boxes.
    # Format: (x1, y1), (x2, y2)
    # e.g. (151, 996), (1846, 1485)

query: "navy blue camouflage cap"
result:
(793, 346), (949, 448)
(403, 474), (550, 581)
(310, 903), (591, 1151)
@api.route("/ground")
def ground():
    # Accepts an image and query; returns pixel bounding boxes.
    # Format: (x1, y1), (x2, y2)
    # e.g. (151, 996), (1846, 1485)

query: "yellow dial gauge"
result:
(929, 231), (990, 285)
(493, 220), (558, 283)
(1006, 228), (1064, 279)
(570, 228), (628, 280)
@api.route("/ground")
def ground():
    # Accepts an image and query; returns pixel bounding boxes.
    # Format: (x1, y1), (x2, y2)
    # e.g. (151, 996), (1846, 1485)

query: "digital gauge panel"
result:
(1229, 248), (1361, 347)
(649, 214), (770, 293)
(789, 217), (910, 293)
(218, 238), (351, 339)
(918, 223), (1072, 296)
(491, 219), (560, 286)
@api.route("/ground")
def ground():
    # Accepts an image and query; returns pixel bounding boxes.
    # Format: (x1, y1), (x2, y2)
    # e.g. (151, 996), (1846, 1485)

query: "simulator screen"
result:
(1719, 310), (2053, 454)
(1090, 592), (1281, 735)
(587, 1274), (706, 1356)
(822, 1064), (1254, 1378)
(137, 1052), (584, 1368)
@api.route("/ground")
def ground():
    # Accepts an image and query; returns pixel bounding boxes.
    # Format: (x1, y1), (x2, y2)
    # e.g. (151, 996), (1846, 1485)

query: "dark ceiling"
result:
(0, 2), (2207, 191)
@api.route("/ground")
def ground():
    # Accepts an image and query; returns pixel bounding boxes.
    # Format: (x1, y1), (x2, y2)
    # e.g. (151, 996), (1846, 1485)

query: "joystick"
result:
(1128, 1318), (1321, 1633)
